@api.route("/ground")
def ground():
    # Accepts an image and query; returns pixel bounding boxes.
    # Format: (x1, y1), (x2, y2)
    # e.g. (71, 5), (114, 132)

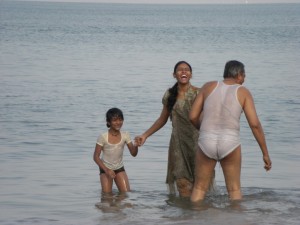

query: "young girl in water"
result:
(93, 108), (138, 194)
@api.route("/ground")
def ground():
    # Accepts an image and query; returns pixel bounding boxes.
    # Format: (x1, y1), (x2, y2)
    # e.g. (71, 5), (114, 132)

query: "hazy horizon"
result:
(13, 0), (300, 4)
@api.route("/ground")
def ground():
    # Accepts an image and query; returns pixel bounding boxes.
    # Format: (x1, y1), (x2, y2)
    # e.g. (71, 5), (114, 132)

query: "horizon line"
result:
(9, 0), (300, 4)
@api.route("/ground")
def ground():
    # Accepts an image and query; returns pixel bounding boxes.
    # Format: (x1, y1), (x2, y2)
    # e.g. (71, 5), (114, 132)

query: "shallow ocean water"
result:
(0, 1), (300, 224)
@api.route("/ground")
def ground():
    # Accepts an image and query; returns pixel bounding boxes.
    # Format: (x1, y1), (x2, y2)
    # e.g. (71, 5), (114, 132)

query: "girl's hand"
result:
(134, 135), (146, 146)
(134, 136), (141, 146)
(106, 169), (116, 179)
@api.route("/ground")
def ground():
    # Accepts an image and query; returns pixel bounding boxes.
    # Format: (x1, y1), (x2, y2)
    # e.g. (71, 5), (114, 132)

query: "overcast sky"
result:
(20, 0), (300, 4)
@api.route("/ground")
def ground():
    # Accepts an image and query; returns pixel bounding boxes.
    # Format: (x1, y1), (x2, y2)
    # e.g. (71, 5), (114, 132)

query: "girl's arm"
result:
(93, 144), (116, 178)
(127, 141), (138, 157)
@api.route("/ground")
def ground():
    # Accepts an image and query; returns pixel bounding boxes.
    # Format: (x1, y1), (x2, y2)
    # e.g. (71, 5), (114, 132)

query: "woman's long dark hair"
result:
(167, 61), (192, 114)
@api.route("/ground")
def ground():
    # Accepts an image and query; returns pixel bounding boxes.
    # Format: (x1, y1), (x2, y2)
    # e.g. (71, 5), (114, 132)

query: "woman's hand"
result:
(263, 155), (272, 171)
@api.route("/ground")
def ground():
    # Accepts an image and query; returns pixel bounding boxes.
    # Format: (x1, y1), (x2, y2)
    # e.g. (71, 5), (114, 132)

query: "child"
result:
(93, 108), (138, 194)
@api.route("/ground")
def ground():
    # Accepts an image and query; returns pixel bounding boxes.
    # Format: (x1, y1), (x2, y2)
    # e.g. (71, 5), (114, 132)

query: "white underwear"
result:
(198, 131), (241, 161)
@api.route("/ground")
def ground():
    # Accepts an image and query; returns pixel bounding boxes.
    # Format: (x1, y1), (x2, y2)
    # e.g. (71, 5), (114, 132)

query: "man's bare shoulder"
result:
(239, 85), (251, 95)
(202, 81), (218, 89)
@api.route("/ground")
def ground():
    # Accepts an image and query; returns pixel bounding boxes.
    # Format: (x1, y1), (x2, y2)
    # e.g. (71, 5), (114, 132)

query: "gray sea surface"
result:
(1, 1), (300, 224)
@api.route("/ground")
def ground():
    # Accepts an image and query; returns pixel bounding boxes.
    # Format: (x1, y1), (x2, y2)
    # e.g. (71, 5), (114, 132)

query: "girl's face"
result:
(109, 116), (123, 131)
(173, 63), (192, 84)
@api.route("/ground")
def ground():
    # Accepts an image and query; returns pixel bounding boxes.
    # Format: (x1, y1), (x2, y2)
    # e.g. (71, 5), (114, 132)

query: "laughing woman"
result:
(135, 61), (215, 197)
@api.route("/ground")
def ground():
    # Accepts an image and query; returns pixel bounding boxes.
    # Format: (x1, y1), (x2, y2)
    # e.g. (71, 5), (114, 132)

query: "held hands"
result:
(134, 135), (146, 147)
(263, 155), (272, 171)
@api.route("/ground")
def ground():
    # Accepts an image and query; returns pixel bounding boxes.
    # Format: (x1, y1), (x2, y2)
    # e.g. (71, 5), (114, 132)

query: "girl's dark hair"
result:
(167, 61), (192, 114)
(106, 108), (124, 128)
(223, 60), (245, 78)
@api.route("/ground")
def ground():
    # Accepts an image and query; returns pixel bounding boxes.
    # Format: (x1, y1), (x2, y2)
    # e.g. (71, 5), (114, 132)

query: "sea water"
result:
(0, 1), (300, 224)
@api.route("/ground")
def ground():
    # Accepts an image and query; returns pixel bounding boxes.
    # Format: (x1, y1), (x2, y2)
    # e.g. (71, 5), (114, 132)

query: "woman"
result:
(135, 61), (214, 197)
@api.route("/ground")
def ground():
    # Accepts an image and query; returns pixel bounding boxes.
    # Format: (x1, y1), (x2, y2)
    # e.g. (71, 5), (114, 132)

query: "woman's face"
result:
(173, 63), (192, 84)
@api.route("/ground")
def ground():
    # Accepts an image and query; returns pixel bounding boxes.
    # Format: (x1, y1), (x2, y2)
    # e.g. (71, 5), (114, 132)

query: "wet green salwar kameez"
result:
(162, 86), (200, 195)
